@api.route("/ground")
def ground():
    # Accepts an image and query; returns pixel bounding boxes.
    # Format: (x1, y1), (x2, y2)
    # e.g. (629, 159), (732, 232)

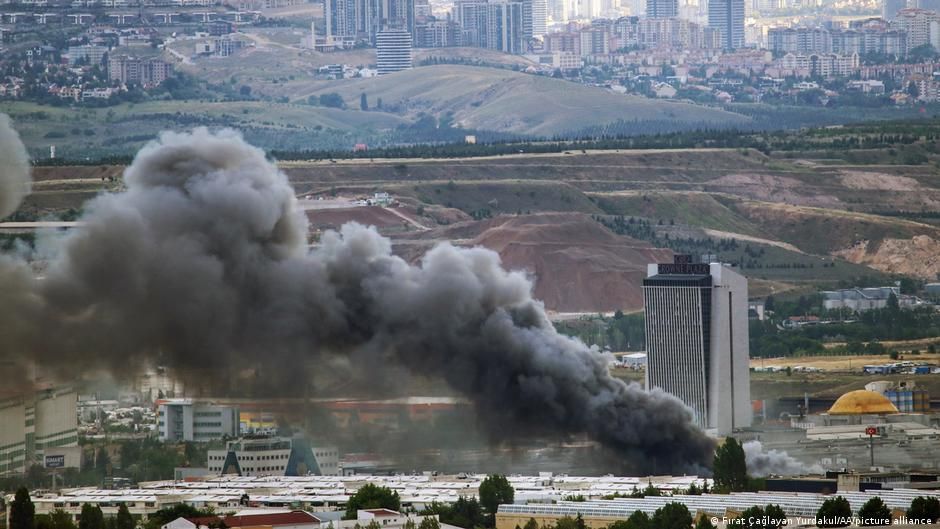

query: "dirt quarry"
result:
(306, 206), (417, 233)
(835, 235), (940, 280)
(394, 213), (671, 313)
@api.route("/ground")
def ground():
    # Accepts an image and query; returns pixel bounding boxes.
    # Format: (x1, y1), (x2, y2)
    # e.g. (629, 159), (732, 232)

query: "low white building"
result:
(617, 352), (647, 369)
(162, 509), (441, 529)
(207, 437), (340, 476)
(821, 286), (917, 312)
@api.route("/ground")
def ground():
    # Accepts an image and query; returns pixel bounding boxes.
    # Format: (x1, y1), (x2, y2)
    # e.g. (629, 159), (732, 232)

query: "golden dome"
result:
(828, 390), (899, 415)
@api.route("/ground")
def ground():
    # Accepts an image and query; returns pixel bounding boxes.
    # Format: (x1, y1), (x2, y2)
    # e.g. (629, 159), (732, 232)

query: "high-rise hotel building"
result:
(642, 255), (751, 435)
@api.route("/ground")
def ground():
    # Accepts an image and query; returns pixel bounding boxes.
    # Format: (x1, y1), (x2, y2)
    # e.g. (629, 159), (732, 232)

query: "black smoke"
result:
(0, 124), (715, 473)
(0, 114), (31, 218)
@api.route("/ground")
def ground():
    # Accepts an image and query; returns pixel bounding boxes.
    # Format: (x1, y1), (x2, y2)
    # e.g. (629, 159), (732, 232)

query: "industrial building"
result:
(865, 381), (930, 413)
(157, 399), (239, 442)
(0, 386), (78, 474)
(161, 509), (443, 529)
(753, 388), (940, 472)
(642, 255), (751, 435)
(11, 473), (940, 529)
(821, 286), (920, 312)
(207, 437), (340, 476)
(495, 489), (940, 529)
(11, 474), (712, 521)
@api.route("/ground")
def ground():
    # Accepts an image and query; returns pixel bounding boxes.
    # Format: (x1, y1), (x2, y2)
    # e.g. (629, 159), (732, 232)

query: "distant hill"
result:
(301, 65), (750, 137)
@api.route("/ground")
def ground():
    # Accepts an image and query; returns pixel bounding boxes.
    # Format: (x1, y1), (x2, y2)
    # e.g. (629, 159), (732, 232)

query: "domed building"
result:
(799, 389), (910, 427)
(828, 390), (900, 416)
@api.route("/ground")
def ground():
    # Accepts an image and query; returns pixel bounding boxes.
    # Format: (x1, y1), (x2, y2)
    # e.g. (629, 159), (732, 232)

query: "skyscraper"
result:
(642, 255), (752, 435)
(485, 0), (526, 52)
(376, 28), (413, 74)
(455, 0), (489, 46)
(324, 0), (356, 41)
(708, 0), (744, 48)
(523, 0), (547, 39)
(324, 0), (415, 44)
(646, 0), (677, 18)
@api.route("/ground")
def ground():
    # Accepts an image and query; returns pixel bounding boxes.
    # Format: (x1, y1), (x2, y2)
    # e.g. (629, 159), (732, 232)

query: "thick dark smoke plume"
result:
(0, 126), (715, 473)
(0, 114), (31, 218)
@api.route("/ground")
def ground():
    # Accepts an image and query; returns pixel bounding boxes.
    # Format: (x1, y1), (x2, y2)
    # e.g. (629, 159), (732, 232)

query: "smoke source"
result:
(0, 127), (715, 473)
(744, 440), (823, 477)
(0, 114), (32, 218)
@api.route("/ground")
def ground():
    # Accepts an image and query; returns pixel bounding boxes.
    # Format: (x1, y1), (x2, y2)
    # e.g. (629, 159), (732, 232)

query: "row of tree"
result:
(10, 489), (136, 529)
(814, 494), (940, 527)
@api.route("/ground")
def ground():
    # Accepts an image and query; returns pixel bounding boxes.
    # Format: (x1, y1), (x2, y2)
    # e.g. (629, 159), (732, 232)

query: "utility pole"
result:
(866, 426), (877, 468)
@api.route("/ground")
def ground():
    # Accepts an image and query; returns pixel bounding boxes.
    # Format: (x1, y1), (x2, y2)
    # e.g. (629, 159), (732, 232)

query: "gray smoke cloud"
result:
(0, 114), (32, 218)
(0, 127), (715, 473)
(744, 440), (823, 477)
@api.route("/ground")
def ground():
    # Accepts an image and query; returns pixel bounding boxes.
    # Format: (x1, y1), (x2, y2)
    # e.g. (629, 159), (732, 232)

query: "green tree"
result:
(523, 518), (539, 529)
(625, 510), (651, 529)
(908, 496), (940, 523)
(95, 448), (110, 475)
(737, 506), (765, 528)
(420, 500), (483, 529)
(641, 484), (661, 497)
(447, 497), (485, 528)
(733, 505), (784, 529)
(417, 518), (439, 529)
(479, 474), (514, 514)
(115, 504), (135, 529)
(360, 93), (369, 111)
(49, 510), (77, 529)
(887, 292), (900, 311)
(11, 488), (36, 529)
(713, 438), (748, 492)
(858, 497), (891, 526)
(816, 496), (852, 528)
(694, 516), (716, 529)
(764, 505), (786, 529)
(35, 515), (55, 529)
(345, 484), (401, 519)
(79, 504), (105, 529)
(319, 93), (346, 109)
(144, 504), (214, 529)
(651, 503), (692, 529)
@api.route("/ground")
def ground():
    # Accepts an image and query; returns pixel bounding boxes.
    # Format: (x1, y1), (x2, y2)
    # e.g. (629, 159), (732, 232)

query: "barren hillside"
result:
(395, 213), (671, 313)
(299, 65), (749, 137)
